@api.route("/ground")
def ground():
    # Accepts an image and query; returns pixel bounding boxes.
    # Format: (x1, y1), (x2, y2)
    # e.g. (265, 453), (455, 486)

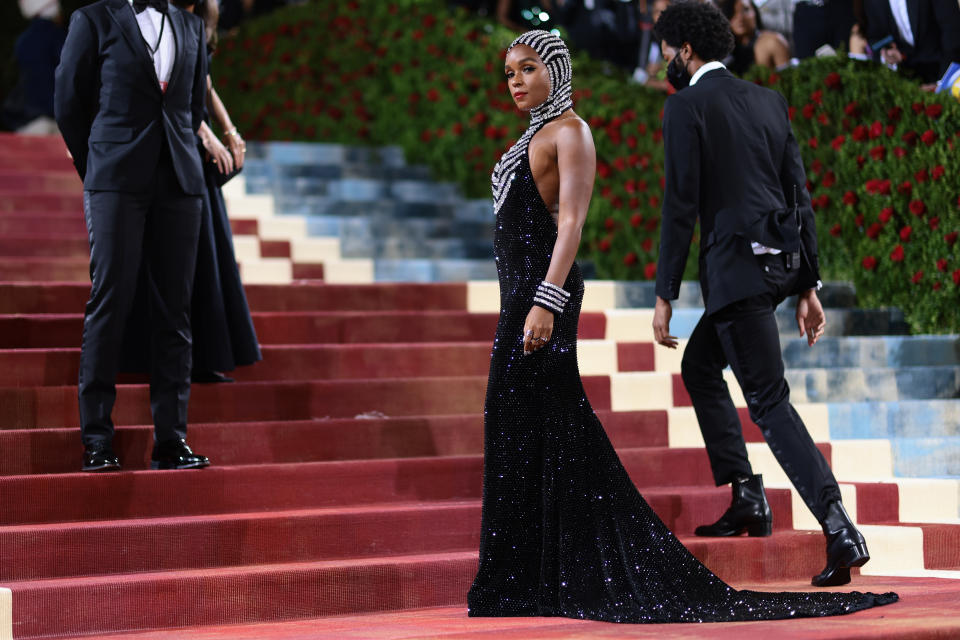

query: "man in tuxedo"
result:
(55, 0), (210, 472)
(651, 2), (867, 587)
(864, 0), (960, 85)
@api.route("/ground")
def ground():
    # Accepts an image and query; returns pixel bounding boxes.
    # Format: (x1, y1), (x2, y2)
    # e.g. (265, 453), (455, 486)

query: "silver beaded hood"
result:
(491, 30), (574, 214)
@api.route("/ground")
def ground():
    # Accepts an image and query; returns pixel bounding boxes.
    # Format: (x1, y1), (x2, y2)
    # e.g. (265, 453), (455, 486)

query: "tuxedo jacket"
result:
(655, 68), (820, 316)
(865, 0), (960, 83)
(54, 0), (207, 195)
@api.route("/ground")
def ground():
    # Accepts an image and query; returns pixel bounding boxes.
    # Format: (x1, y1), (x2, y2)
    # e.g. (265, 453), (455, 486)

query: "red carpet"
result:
(1, 133), (959, 638)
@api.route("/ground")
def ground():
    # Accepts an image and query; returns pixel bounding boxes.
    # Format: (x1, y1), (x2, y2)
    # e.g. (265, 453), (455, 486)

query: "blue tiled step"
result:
(784, 366), (960, 403)
(781, 335), (960, 369)
(670, 306), (909, 338)
(373, 259), (497, 282)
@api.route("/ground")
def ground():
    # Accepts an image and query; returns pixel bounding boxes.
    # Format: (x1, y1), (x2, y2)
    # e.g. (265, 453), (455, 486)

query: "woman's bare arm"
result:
(206, 75), (245, 168)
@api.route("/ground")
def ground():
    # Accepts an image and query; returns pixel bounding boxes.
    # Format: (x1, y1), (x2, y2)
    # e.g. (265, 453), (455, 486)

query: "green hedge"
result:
(213, 0), (960, 333)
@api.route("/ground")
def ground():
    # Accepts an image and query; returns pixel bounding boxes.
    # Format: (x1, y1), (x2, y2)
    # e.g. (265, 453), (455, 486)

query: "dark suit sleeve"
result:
(191, 18), (208, 135)
(777, 94), (820, 288)
(933, 0), (960, 73)
(54, 9), (97, 180)
(655, 94), (700, 302)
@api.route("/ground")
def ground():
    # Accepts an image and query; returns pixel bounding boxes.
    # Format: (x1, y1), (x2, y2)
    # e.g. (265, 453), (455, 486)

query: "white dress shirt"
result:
(688, 62), (781, 257)
(888, 0), (915, 47)
(128, 0), (176, 91)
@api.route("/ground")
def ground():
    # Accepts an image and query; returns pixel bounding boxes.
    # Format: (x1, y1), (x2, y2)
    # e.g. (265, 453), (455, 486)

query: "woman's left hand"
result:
(224, 130), (246, 170)
(523, 306), (554, 355)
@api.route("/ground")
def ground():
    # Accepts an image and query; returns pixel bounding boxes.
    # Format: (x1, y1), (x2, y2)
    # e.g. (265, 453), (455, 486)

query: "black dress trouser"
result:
(78, 147), (202, 447)
(680, 252), (842, 523)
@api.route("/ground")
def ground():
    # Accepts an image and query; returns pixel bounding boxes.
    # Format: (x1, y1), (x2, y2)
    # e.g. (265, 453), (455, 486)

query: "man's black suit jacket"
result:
(54, 0), (207, 195)
(655, 68), (820, 316)
(865, 0), (960, 84)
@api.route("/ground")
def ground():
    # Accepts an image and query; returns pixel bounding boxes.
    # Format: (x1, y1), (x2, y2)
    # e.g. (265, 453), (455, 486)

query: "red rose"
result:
(879, 179), (891, 195)
(420, 129), (432, 142)
(954, 269), (960, 286)
(818, 194), (830, 209)
(932, 165), (945, 180)
(887, 106), (902, 123)
(934, 282), (942, 291)
(821, 170), (835, 187)
(637, 179), (648, 192)
(452, 122), (463, 135)
(811, 88), (824, 104)
(825, 72), (842, 90)
(788, 106), (796, 121)
(926, 103), (943, 118)
(922, 130), (938, 145)
(915, 168), (929, 183)
(818, 113), (830, 125)
(857, 155), (866, 168)
(898, 181), (913, 195)
(610, 195), (623, 209)
(802, 103), (816, 119)
(862, 255), (878, 270)
(937, 258), (948, 272)
(865, 179), (879, 194)
(648, 195), (660, 209)
(866, 223), (882, 239)
(624, 252), (638, 266)
(900, 226), (913, 242)
(855, 213), (865, 227)
(624, 179), (636, 194)
(808, 137), (819, 149)
(768, 72), (780, 85)
(644, 262), (657, 280)
(893, 147), (907, 158)
(886, 124), (896, 137)
(831, 135), (846, 151)
(909, 200), (926, 216)
(879, 207), (893, 224)
(830, 223), (842, 237)
(911, 270), (924, 284)
(852, 125), (869, 142)
(869, 145), (886, 161)
(869, 120), (883, 138)
(604, 216), (616, 230)
(946, 231), (959, 246)
(613, 156), (627, 171)
(642, 237), (653, 252)
(599, 238), (611, 252)
(426, 88), (440, 102)
(901, 131), (918, 146)
(844, 101), (860, 117)
(843, 191), (858, 206)
(626, 135), (637, 149)
(811, 158), (823, 174)
(929, 217), (940, 230)
(890, 244), (905, 262)
(629, 197), (639, 209)
(597, 163), (610, 178)
(912, 102), (924, 114)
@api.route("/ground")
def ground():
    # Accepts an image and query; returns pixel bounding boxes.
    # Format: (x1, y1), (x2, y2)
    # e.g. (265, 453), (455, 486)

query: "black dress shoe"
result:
(82, 443), (122, 472)
(150, 438), (211, 470)
(192, 370), (235, 384)
(812, 500), (870, 587)
(695, 474), (773, 537)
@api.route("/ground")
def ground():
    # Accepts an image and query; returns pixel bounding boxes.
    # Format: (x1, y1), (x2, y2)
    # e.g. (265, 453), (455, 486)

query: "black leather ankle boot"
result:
(812, 500), (870, 587)
(695, 474), (773, 537)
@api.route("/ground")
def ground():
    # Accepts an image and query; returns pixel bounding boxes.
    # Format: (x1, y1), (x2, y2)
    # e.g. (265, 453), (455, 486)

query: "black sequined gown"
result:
(466, 120), (898, 623)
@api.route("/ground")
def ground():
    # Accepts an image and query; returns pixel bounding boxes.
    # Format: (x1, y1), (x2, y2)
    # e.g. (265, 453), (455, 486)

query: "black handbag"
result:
(205, 156), (242, 186)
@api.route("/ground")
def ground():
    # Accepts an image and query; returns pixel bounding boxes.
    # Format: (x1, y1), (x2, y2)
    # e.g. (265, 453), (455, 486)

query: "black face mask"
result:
(667, 53), (692, 91)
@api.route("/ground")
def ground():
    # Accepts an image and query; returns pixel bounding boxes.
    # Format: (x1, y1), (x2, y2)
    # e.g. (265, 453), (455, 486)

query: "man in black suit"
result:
(864, 0), (960, 84)
(55, 0), (210, 472)
(651, 2), (867, 588)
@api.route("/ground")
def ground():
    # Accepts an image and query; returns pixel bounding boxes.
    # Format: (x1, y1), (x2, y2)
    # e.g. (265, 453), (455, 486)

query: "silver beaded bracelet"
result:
(533, 280), (571, 315)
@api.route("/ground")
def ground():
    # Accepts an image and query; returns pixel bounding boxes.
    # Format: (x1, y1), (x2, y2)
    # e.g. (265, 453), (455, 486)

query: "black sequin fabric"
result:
(466, 122), (898, 622)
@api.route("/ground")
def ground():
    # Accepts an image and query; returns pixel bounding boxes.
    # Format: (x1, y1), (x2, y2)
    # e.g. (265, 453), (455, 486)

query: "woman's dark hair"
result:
(653, 1), (736, 62)
(715, 0), (765, 32)
(170, 0), (219, 52)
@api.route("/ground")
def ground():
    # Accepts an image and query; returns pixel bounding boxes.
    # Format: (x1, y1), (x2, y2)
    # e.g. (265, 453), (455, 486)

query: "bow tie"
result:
(132, 0), (168, 14)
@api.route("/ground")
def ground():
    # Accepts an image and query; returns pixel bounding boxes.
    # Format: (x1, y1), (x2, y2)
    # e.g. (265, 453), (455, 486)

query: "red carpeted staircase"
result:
(2, 133), (960, 640)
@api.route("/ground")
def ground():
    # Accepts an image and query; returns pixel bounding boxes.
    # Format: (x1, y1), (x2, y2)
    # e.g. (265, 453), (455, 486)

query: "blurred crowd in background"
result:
(3, 0), (960, 134)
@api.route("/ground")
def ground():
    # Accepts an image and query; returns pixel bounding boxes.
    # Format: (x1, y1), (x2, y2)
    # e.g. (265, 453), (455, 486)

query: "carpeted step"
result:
(6, 551), (479, 639)
(0, 257), (90, 281)
(0, 310), (606, 348)
(0, 234), (90, 257)
(0, 410), (668, 475)
(0, 213), (86, 235)
(0, 446), (819, 525)
(0, 282), (469, 314)
(0, 192), (81, 213)
(0, 486), (801, 582)
(0, 154), (74, 173)
(0, 171), (80, 193)
(0, 133), (70, 154)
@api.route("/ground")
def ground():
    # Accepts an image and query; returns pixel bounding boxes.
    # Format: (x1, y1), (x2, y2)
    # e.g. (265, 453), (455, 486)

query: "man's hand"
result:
(881, 44), (903, 65)
(523, 305), (554, 355)
(653, 296), (678, 349)
(796, 289), (826, 346)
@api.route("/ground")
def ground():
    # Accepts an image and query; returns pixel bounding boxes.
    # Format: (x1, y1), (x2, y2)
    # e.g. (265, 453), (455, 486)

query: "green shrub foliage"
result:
(213, 0), (960, 333)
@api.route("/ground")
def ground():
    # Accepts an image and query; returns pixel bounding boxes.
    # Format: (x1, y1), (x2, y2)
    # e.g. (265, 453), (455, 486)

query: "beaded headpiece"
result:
(491, 30), (574, 214)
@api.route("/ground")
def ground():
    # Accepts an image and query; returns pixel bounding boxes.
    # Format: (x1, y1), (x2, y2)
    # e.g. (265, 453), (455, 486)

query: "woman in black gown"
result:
(466, 29), (897, 623)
